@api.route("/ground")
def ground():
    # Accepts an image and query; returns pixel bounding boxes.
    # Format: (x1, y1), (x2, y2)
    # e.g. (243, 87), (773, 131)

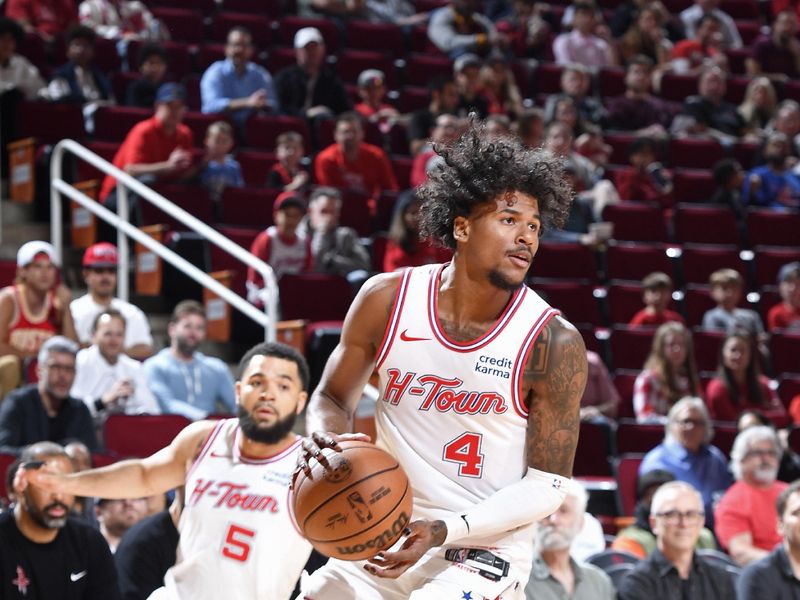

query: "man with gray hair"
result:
(300, 186), (371, 289)
(0, 336), (97, 454)
(1, 441), (119, 598)
(618, 481), (735, 599)
(714, 425), (787, 566)
(639, 397), (731, 526)
(525, 483), (615, 599)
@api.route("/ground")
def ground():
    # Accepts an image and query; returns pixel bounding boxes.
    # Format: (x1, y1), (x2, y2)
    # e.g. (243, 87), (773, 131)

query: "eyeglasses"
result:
(745, 449), (779, 459)
(654, 510), (705, 524)
(676, 418), (706, 428)
(44, 363), (75, 374)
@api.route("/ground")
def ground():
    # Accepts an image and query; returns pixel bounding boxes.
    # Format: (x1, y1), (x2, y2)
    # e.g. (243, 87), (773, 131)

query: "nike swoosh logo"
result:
(399, 329), (430, 342)
(70, 571), (87, 582)
(209, 451), (228, 458)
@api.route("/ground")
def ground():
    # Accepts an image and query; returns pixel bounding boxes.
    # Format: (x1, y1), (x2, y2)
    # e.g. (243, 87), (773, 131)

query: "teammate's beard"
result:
(238, 405), (298, 445)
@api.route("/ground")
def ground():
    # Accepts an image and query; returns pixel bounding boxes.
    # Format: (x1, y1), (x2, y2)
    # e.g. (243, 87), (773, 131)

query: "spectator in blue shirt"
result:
(640, 396), (732, 528)
(200, 26), (278, 126)
(743, 132), (800, 209)
(143, 300), (235, 420)
(198, 120), (244, 203)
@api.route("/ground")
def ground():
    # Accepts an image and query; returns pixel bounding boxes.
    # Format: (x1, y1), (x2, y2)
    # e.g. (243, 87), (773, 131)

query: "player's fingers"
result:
(311, 431), (341, 450)
(363, 561), (412, 579)
(334, 432), (372, 443)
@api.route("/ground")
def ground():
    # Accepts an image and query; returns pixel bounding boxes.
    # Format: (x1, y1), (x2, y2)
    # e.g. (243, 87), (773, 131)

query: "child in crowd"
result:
(199, 121), (243, 204)
(703, 269), (765, 337)
(615, 137), (674, 207)
(630, 271), (684, 327)
(768, 261), (800, 331)
(353, 69), (398, 134)
(266, 131), (310, 193)
(125, 43), (168, 108)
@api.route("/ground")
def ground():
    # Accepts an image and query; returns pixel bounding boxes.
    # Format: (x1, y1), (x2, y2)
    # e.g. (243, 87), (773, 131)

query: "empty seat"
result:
(212, 13), (273, 47)
(0, 453), (18, 502)
(532, 62), (564, 95)
(615, 419), (664, 454)
(151, 8), (205, 44)
(390, 155), (413, 190)
(145, 184), (214, 229)
(339, 189), (373, 237)
(674, 204), (741, 246)
(613, 369), (640, 419)
(659, 72), (700, 103)
(598, 66), (625, 98)
(219, 186), (277, 228)
(236, 150), (276, 187)
(669, 138), (726, 170)
(221, 0), (283, 17)
(772, 333), (800, 376)
(683, 285), (716, 327)
(77, 140), (120, 182)
(613, 453), (646, 515)
(336, 50), (399, 88)
(244, 114), (311, 151)
(712, 422), (738, 457)
(779, 376), (800, 409)
(606, 242), (675, 282)
(17, 101), (86, 144)
(753, 247), (800, 288)
(397, 85), (429, 114)
(153, 0), (216, 14)
(610, 326), (656, 370)
(403, 54), (454, 87)
(679, 244), (748, 286)
(747, 210), (800, 248)
(533, 281), (605, 326)
(211, 225), (261, 296)
(345, 21), (406, 57)
(104, 414), (191, 458)
(693, 329), (725, 372)
(279, 274), (353, 321)
(602, 203), (669, 243)
(94, 106), (151, 142)
(528, 242), (599, 283)
(605, 133), (638, 167)
(574, 421), (614, 477)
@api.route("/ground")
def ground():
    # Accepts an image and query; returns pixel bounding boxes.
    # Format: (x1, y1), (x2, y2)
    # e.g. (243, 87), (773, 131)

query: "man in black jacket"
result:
(0, 336), (97, 454)
(1, 441), (119, 599)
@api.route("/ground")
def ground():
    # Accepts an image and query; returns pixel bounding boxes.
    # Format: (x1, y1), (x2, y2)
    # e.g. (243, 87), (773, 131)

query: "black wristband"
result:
(94, 398), (105, 412)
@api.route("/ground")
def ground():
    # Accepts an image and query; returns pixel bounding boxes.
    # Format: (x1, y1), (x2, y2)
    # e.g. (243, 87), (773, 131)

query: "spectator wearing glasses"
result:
(715, 425), (788, 566)
(618, 481), (735, 599)
(639, 397), (731, 527)
(70, 243), (154, 361)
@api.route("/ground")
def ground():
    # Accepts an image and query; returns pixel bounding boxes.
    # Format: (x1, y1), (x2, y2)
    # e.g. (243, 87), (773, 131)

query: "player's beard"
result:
(238, 405), (298, 445)
(488, 268), (524, 292)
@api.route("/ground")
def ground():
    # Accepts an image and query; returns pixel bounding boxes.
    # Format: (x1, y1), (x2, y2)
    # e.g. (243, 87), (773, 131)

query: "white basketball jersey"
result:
(164, 418), (311, 600)
(375, 265), (557, 559)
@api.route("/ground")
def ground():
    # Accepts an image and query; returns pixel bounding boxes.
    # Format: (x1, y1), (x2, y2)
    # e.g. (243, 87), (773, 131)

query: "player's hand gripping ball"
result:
(291, 441), (413, 561)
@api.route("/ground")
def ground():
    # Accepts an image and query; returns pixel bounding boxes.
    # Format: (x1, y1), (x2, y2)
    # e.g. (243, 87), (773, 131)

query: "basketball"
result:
(291, 440), (413, 561)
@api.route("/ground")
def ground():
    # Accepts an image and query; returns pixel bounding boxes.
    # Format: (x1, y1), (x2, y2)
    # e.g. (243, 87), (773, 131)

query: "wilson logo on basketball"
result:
(383, 369), (508, 415)
(335, 511), (411, 556)
(188, 479), (279, 513)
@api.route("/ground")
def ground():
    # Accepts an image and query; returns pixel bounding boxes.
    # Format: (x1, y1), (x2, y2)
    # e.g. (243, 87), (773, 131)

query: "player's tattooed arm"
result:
(523, 316), (586, 478)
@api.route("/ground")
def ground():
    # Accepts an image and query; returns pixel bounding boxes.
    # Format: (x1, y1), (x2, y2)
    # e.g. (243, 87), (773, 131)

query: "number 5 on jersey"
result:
(443, 432), (484, 478)
(222, 523), (256, 562)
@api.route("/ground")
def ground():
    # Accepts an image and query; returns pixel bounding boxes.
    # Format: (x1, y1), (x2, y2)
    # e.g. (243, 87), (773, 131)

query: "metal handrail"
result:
(50, 139), (277, 341)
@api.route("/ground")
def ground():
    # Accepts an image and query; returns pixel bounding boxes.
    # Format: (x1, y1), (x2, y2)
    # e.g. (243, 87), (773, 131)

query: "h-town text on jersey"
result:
(188, 479), (280, 512)
(383, 369), (508, 415)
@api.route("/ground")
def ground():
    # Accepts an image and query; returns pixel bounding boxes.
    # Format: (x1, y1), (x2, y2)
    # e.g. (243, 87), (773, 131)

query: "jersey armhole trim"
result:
(185, 418), (227, 480)
(375, 268), (412, 369)
(510, 308), (560, 419)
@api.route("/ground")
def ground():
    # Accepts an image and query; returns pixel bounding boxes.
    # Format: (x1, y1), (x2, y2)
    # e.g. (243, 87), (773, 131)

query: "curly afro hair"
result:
(417, 116), (574, 250)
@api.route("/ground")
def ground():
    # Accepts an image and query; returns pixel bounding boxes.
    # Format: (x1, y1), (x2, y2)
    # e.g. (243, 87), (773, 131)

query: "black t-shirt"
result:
(0, 512), (120, 600)
(114, 510), (178, 600)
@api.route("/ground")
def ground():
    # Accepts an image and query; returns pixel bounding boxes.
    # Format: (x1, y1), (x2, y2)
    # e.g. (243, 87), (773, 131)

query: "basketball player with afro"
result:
(298, 117), (587, 599)
(19, 342), (314, 600)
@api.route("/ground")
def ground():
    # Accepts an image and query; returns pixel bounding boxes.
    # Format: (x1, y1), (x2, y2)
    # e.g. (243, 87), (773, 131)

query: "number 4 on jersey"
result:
(443, 432), (484, 478)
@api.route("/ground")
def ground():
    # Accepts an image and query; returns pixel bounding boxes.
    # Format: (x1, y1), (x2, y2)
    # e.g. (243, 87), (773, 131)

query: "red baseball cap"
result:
(82, 242), (119, 268)
(273, 191), (306, 214)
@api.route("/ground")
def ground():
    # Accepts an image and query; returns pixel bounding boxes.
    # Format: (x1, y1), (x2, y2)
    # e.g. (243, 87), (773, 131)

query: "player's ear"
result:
(453, 216), (469, 243)
(234, 381), (241, 405)
(296, 391), (308, 415)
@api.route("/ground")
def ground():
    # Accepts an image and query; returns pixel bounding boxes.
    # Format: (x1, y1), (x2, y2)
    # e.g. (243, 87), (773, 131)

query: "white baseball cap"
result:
(294, 27), (324, 49)
(17, 240), (59, 267)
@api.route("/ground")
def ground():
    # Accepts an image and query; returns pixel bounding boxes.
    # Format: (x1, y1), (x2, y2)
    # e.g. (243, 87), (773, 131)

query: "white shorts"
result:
(297, 546), (525, 600)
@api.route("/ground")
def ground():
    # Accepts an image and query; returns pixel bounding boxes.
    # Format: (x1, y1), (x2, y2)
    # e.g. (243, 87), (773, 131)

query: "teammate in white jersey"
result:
(297, 118), (588, 599)
(19, 342), (314, 600)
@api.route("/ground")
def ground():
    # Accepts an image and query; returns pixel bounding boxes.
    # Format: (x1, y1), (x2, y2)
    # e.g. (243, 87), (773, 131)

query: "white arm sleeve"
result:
(441, 467), (571, 545)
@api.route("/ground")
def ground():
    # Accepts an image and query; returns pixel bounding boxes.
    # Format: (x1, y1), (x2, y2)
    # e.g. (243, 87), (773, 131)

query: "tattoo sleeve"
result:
(523, 318), (587, 477)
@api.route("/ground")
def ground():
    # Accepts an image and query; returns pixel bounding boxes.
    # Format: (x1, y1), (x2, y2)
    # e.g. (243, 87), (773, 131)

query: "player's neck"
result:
(14, 504), (59, 543)
(439, 263), (516, 325)
(238, 432), (297, 459)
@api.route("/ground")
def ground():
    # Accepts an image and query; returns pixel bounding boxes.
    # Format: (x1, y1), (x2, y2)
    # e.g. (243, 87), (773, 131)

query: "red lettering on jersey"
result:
(215, 482), (279, 513)
(414, 374), (508, 415)
(384, 369), (416, 405)
(188, 478), (215, 506)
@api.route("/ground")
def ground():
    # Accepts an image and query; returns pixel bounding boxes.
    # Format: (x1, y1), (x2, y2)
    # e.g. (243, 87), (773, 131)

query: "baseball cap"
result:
(637, 469), (675, 499)
(453, 53), (482, 74)
(82, 242), (119, 268)
(778, 261), (800, 284)
(273, 191), (307, 213)
(294, 27), (323, 49)
(17, 241), (58, 267)
(358, 69), (385, 88)
(155, 82), (186, 104)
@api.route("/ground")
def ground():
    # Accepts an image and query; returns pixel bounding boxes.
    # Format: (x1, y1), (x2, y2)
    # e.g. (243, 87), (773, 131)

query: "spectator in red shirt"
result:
(705, 332), (786, 424)
(353, 69), (399, 134)
(382, 192), (450, 272)
(99, 83), (194, 213)
(246, 192), (312, 308)
(616, 137), (675, 207)
(314, 112), (399, 199)
(670, 13), (727, 74)
(5, 0), (78, 41)
(630, 271), (685, 328)
(768, 261), (800, 331)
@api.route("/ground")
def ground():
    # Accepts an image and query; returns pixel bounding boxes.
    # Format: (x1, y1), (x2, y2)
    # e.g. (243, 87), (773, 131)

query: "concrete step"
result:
(0, 200), (49, 260)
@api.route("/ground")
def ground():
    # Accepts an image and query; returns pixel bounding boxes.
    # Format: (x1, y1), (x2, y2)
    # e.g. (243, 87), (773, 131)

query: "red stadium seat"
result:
(725, 48), (750, 75)
(679, 244), (748, 286)
(606, 242), (675, 282)
(391, 155), (413, 190)
(94, 36), (122, 74)
(221, 0), (283, 17)
(94, 106), (151, 143)
(219, 186), (278, 228)
(183, 112), (235, 147)
(409, 24), (446, 55)
(153, 0), (216, 14)
(602, 203), (669, 243)
(532, 62), (564, 95)
(278, 17), (339, 53)
(712, 422), (738, 457)
(77, 141), (119, 182)
(211, 226), (261, 296)
(733, 141), (758, 170)
(403, 54), (454, 87)
(0, 260), (18, 289)
(606, 282), (680, 326)
(779, 376), (800, 409)
(127, 41), (193, 79)
(243, 114), (311, 151)
(574, 421), (614, 477)
(673, 204), (741, 246)
(772, 333), (800, 376)
(605, 133), (638, 167)
(145, 184), (214, 229)
(336, 50), (399, 88)
(753, 247), (800, 288)
(615, 419), (664, 454)
(613, 369), (640, 419)
(747, 210), (800, 248)
(397, 86), (429, 114)
(528, 242), (599, 283)
(598, 66), (626, 98)
(659, 72), (700, 103)
(669, 138), (726, 170)
(533, 281), (605, 327)
(17, 101), (86, 144)
(613, 453), (645, 515)
(345, 21), (406, 58)
(151, 8), (205, 44)
(279, 274), (353, 321)
(0, 453), (17, 503)
(212, 13), (273, 47)
(683, 285), (716, 327)
(609, 326), (656, 370)
(338, 189), (373, 237)
(236, 150), (277, 187)
(371, 232), (389, 272)
(693, 329), (725, 372)
(104, 414), (191, 458)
